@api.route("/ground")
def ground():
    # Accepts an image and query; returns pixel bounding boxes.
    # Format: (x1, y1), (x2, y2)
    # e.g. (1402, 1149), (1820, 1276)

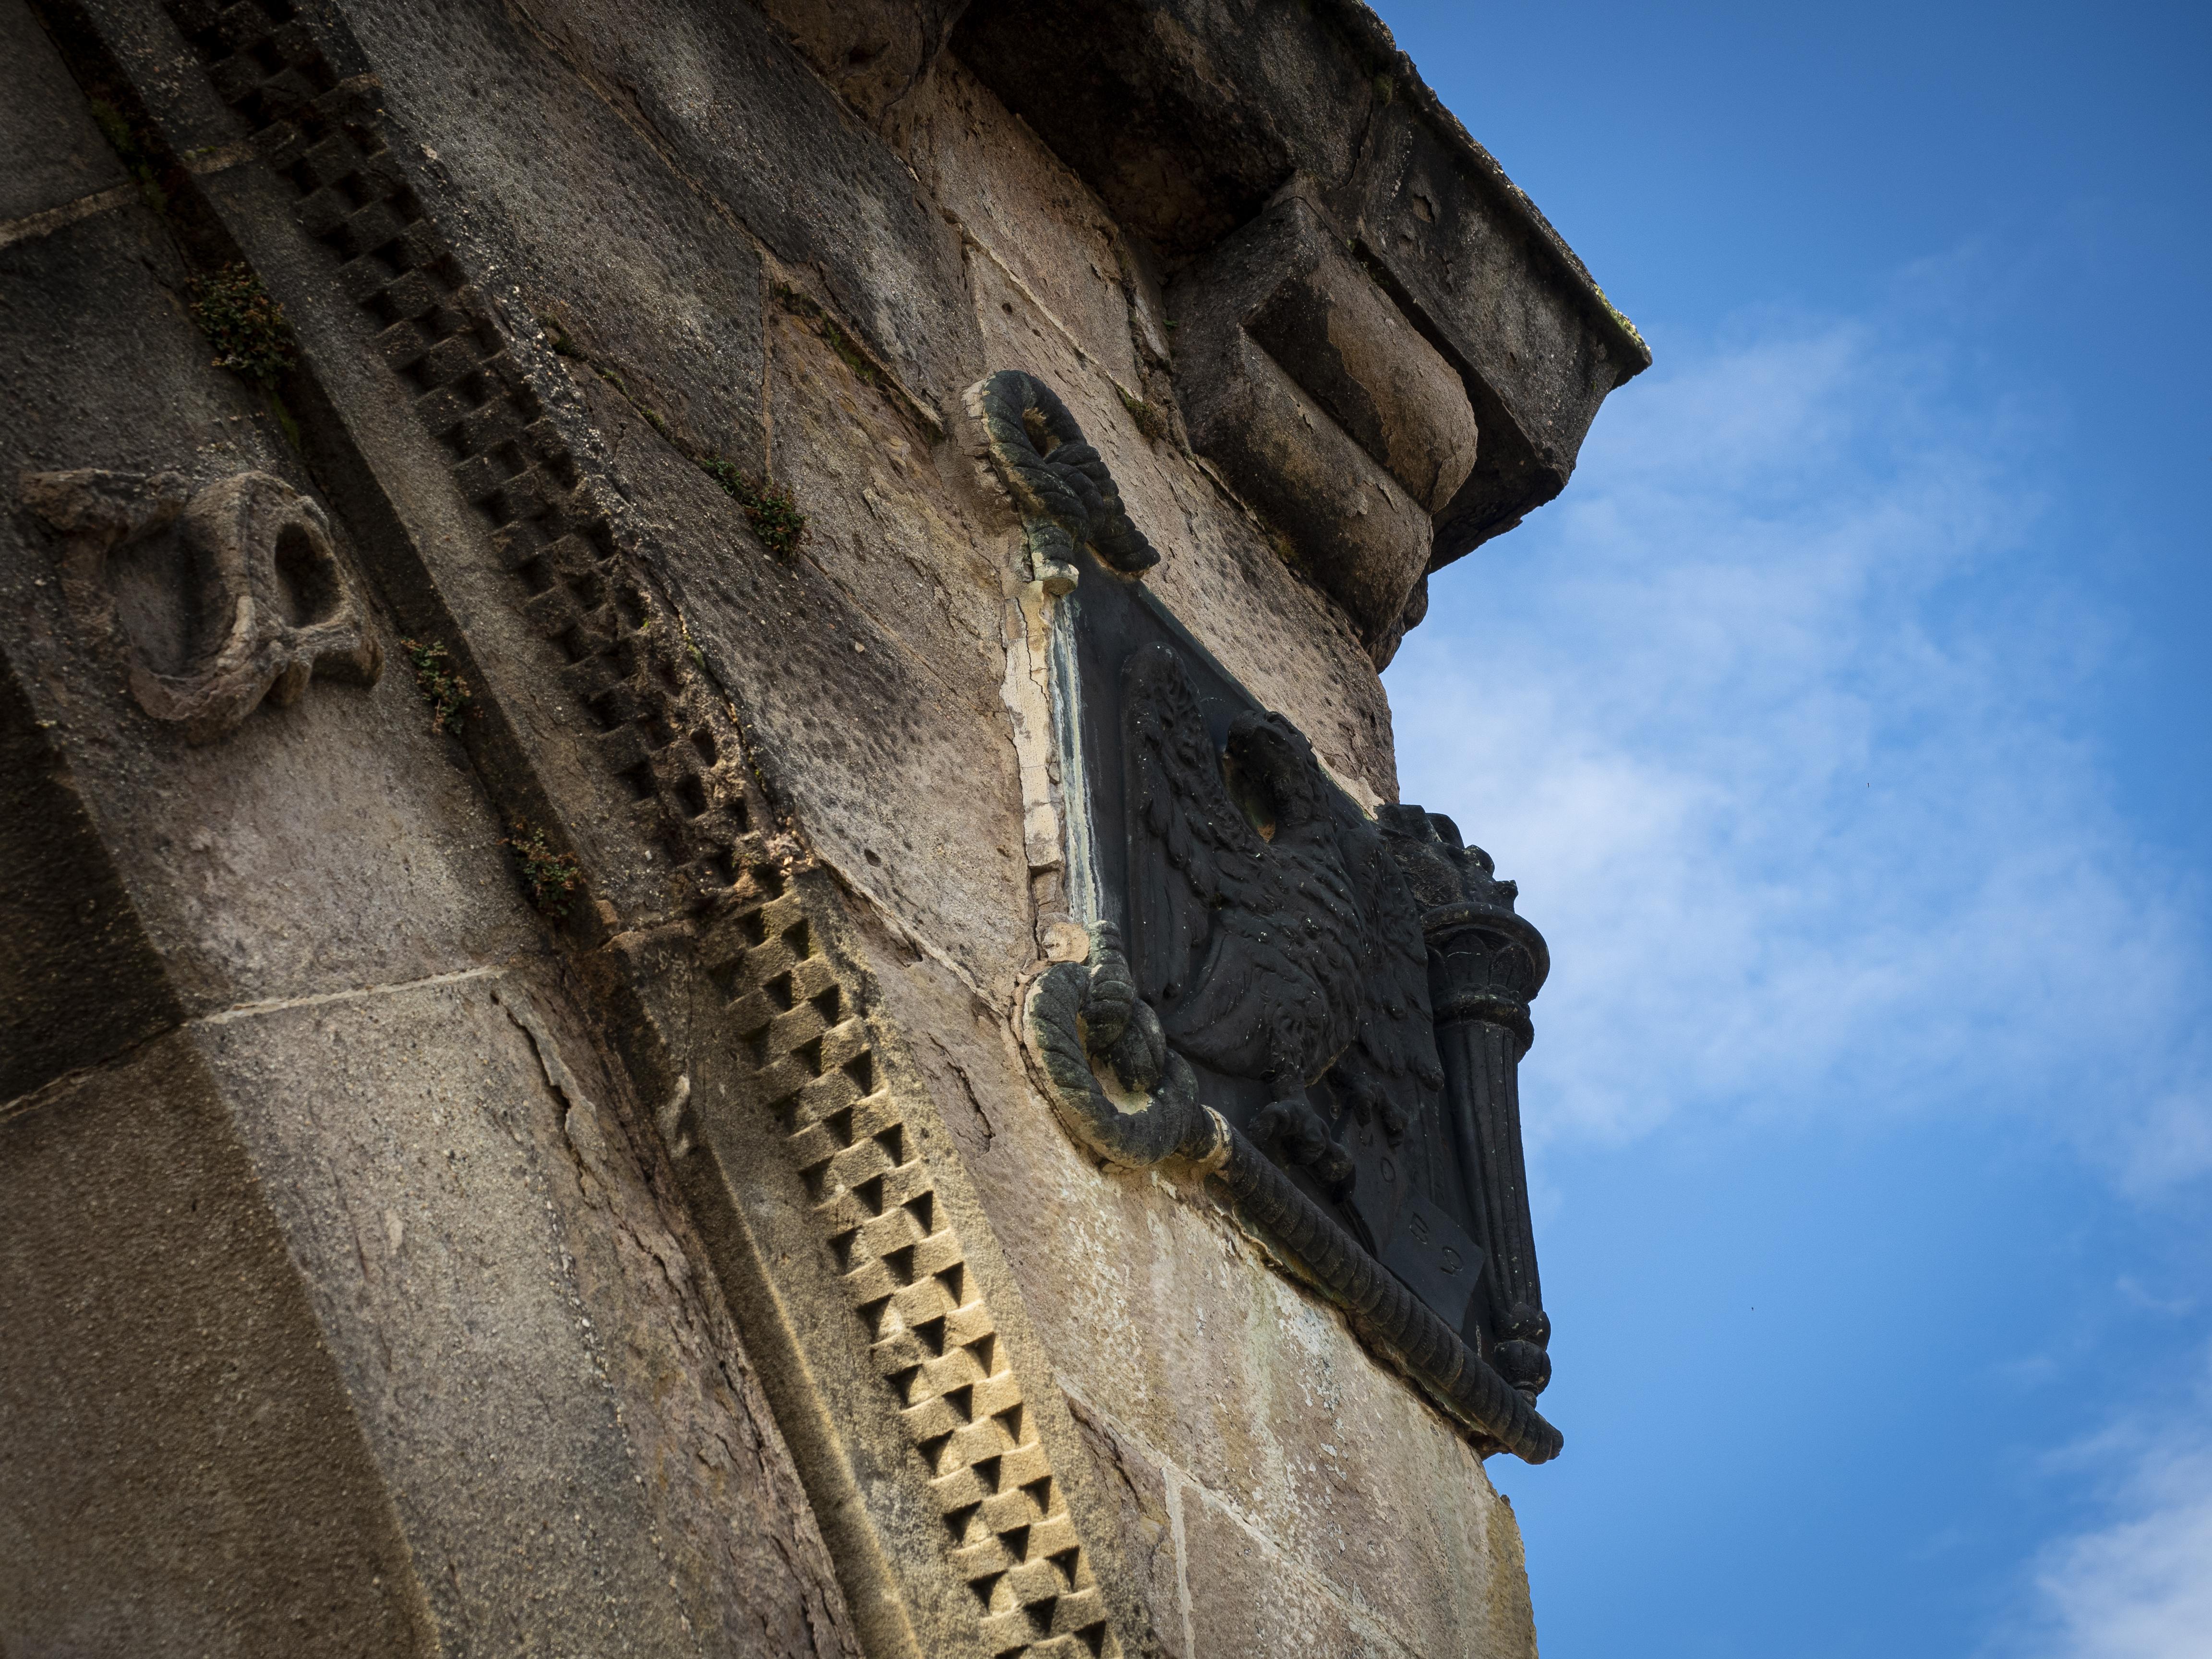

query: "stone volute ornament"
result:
(21, 467), (382, 742)
(979, 371), (1560, 1460)
(968, 370), (1157, 593)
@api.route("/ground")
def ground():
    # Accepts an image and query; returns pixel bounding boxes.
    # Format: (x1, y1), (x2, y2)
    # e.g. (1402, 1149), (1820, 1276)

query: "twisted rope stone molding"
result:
(1025, 926), (1563, 1465)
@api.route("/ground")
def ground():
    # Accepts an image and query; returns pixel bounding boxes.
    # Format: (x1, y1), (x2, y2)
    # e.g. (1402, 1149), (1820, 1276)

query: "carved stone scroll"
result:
(969, 369), (1157, 593)
(22, 468), (382, 743)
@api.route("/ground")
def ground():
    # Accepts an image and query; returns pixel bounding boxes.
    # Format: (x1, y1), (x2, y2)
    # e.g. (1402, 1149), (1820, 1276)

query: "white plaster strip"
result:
(0, 182), (136, 251)
(999, 579), (1065, 875)
(0, 143), (255, 252)
(193, 964), (505, 1026)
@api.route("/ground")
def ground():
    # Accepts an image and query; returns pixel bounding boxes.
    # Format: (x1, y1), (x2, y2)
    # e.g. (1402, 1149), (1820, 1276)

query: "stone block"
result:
(341, 0), (979, 417)
(1346, 98), (1644, 564)
(951, 0), (1378, 256)
(761, 0), (971, 126)
(0, 0), (127, 225)
(1182, 192), (1479, 514)
(189, 970), (855, 1655)
(0, 192), (539, 1016)
(323, 0), (770, 467)
(1066, 1395), (1190, 1659)
(907, 57), (1143, 394)
(0, 1034), (437, 1656)
(1178, 1482), (1421, 1659)
(1190, 327), (1432, 649)
(0, 653), (181, 1102)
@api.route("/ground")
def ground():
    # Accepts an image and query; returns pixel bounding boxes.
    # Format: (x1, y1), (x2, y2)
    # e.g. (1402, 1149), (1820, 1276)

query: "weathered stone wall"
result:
(2, 2), (1637, 1653)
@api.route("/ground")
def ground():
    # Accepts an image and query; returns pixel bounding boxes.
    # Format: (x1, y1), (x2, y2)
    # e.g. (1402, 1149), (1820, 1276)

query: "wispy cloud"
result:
(1389, 314), (2212, 1182)
(1996, 1347), (2212, 1659)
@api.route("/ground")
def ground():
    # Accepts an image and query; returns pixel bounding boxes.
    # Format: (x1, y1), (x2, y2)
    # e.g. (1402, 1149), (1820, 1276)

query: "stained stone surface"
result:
(0, 0), (1638, 1652)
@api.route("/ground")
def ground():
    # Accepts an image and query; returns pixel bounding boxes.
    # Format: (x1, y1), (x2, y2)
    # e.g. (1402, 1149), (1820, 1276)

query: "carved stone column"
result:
(1381, 807), (1554, 1399)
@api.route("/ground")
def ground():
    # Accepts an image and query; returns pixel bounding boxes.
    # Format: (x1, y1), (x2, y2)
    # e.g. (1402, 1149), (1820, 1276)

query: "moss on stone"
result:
(87, 98), (168, 218)
(699, 457), (807, 559)
(1117, 385), (1168, 442)
(189, 264), (296, 386)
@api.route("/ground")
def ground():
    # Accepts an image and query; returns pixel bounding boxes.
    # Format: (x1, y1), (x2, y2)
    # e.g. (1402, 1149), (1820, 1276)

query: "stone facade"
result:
(0, 2), (1642, 1654)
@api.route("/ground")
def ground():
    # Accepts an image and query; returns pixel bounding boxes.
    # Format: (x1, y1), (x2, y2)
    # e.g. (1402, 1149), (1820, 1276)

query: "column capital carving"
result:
(1379, 806), (1548, 1055)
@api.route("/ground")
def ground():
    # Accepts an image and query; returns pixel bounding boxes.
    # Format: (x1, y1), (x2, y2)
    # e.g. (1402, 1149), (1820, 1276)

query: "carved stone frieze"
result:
(21, 467), (381, 742)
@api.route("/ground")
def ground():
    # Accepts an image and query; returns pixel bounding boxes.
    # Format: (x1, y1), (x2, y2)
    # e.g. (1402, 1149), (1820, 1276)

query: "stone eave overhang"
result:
(951, 0), (1651, 576)
(1317, 0), (1651, 375)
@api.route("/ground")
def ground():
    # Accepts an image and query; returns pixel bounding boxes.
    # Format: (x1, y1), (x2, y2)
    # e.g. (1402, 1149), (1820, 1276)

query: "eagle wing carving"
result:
(1120, 643), (1442, 1185)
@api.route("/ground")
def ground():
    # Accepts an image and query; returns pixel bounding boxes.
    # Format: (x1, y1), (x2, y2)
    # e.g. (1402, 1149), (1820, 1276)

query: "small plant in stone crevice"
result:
(398, 637), (472, 733)
(189, 264), (297, 386)
(517, 300), (809, 560)
(699, 457), (807, 560)
(773, 284), (881, 388)
(502, 820), (584, 917)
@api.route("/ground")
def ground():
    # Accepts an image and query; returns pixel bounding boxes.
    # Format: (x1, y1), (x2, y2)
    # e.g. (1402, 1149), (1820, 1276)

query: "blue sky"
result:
(1373, 3), (2212, 1654)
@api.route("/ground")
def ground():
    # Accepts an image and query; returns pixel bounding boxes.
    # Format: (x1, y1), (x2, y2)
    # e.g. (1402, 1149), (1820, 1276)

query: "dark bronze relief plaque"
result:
(1059, 527), (1546, 1363)
(978, 372), (1558, 1455)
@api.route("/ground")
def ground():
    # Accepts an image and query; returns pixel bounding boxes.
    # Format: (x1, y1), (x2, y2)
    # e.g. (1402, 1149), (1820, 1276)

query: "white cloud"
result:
(1999, 1350), (2212, 1659)
(1387, 313), (2212, 1183)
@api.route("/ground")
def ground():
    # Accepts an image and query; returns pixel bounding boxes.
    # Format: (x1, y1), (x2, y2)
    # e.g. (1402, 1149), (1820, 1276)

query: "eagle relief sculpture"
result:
(1121, 641), (1441, 1193)
(977, 370), (1560, 1461)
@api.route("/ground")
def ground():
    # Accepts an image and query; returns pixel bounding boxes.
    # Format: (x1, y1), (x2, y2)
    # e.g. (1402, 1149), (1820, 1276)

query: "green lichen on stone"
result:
(87, 98), (168, 218)
(772, 284), (943, 442)
(502, 819), (583, 916)
(189, 264), (296, 386)
(399, 637), (472, 733)
(1587, 279), (1650, 359)
(699, 457), (807, 559)
(1117, 385), (1168, 443)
